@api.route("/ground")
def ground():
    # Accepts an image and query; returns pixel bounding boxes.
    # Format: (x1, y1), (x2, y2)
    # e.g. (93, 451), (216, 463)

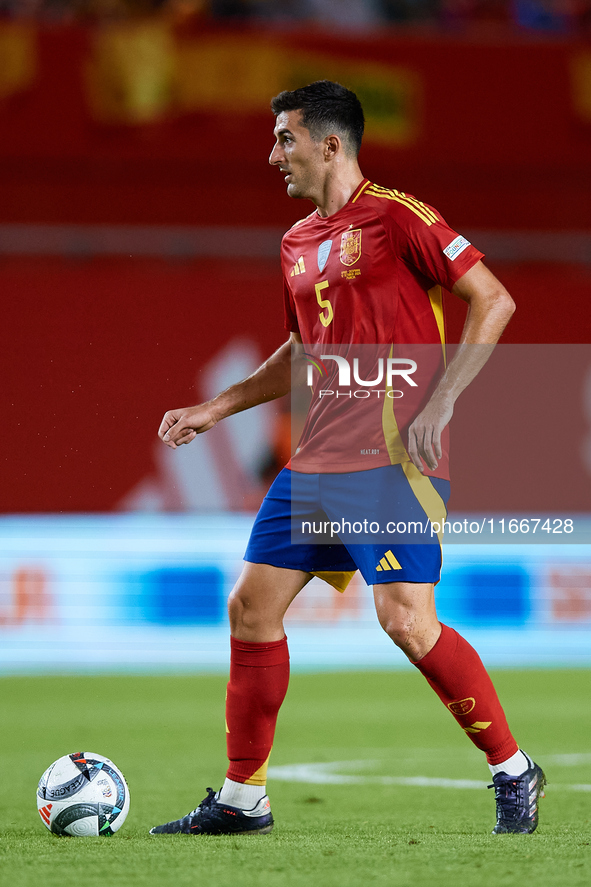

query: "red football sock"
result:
(412, 624), (518, 765)
(225, 635), (290, 785)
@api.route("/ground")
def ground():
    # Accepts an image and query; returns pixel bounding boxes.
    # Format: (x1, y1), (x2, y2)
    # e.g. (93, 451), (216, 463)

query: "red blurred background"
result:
(2, 21), (591, 512)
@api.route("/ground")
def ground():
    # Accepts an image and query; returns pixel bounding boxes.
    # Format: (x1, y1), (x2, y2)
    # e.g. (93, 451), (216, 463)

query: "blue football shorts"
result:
(244, 464), (450, 591)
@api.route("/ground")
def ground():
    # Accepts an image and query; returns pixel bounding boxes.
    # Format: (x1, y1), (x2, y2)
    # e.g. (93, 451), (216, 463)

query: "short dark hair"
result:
(271, 80), (364, 156)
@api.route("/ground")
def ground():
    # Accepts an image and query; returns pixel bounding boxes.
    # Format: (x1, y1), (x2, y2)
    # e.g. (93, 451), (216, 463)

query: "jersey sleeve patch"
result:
(443, 235), (471, 261)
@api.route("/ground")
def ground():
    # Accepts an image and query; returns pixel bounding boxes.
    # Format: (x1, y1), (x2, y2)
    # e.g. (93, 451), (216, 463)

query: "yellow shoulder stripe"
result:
(351, 180), (371, 203)
(365, 183), (438, 227)
(368, 184), (437, 221)
(366, 188), (434, 226)
(395, 191), (438, 224)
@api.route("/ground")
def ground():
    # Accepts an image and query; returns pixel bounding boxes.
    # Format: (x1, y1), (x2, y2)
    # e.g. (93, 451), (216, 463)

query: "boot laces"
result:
(189, 787), (217, 817)
(487, 774), (525, 823)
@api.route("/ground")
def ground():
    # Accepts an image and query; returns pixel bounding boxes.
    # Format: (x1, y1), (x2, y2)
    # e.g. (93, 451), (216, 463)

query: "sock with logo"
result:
(412, 624), (518, 765)
(225, 635), (290, 788)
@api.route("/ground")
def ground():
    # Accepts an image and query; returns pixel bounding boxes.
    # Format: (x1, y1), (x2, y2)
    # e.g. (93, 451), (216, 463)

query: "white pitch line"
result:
(267, 762), (485, 788)
(267, 761), (591, 792)
(546, 753), (591, 766)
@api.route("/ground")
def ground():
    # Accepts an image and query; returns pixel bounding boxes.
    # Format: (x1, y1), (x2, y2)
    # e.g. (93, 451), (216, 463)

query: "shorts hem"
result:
(243, 556), (311, 575)
(371, 573), (441, 586)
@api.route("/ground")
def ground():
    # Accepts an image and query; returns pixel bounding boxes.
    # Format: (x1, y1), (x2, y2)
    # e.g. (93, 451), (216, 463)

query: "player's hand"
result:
(158, 403), (218, 449)
(407, 395), (454, 473)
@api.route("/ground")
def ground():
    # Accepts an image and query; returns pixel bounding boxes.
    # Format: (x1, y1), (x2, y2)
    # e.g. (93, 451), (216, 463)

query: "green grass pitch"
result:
(2, 669), (590, 887)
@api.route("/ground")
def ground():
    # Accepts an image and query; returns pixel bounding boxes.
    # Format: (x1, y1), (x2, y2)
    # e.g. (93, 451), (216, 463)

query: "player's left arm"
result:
(407, 260), (515, 472)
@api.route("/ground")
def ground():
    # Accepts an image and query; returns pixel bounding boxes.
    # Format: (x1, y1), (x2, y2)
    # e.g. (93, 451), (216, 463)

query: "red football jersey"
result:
(283, 179), (484, 479)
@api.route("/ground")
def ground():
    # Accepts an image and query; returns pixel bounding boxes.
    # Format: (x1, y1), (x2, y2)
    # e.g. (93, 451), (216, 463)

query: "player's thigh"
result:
(229, 561), (312, 629)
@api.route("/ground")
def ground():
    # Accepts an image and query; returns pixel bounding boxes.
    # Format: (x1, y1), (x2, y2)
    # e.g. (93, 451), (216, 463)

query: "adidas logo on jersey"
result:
(376, 550), (402, 572)
(290, 256), (306, 276)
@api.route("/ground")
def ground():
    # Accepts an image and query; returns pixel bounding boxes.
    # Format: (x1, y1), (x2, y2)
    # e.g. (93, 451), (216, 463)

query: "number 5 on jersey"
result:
(315, 281), (333, 327)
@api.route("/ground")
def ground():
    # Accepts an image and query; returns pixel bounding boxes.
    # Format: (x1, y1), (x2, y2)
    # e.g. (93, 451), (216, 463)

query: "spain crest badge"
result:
(340, 229), (362, 266)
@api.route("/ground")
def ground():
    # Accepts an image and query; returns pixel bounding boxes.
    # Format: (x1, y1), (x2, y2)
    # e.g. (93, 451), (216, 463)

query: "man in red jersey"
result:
(151, 81), (545, 837)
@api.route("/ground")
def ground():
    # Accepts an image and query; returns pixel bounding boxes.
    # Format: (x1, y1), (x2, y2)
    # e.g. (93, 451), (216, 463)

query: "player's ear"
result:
(324, 134), (341, 160)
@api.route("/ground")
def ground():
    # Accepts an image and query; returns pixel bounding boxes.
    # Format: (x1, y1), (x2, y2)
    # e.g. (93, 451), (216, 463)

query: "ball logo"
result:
(39, 803), (53, 825)
(97, 778), (113, 798)
(447, 697), (476, 716)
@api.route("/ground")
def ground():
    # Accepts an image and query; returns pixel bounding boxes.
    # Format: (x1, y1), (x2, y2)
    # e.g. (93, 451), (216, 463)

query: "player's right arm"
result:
(158, 332), (302, 449)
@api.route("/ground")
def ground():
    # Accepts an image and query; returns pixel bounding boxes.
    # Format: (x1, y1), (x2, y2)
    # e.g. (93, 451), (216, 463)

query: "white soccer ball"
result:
(37, 752), (130, 836)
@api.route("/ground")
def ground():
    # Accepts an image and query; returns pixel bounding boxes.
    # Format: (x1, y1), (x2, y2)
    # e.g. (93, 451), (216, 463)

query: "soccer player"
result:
(151, 81), (545, 837)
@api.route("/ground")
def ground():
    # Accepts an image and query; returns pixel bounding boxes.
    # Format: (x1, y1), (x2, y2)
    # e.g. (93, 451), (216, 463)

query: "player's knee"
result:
(382, 617), (414, 649)
(227, 588), (246, 632)
(227, 587), (265, 635)
(376, 605), (416, 650)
